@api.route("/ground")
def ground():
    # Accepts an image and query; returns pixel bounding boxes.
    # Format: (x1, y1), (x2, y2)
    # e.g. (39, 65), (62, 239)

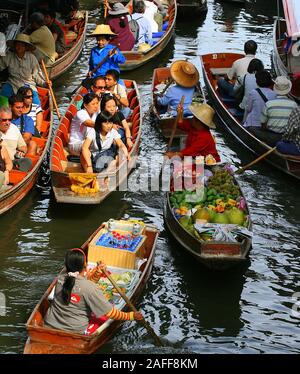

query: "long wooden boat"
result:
(50, 80), (142, 204)
(48, 11), (88, 80)
(200, 52), (300, 180)
(120, 0), (177, 71)
(24, 220), (159, 354)
(164, 164), (252, 270)
(0, 87), (53, 215)
(151, 66), (194, 138)
(177, 0), (207, 18)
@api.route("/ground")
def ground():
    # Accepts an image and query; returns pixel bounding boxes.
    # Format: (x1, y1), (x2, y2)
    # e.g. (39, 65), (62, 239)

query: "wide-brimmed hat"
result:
(108, 2), (128, 16)
(7, 33), (36, 51)
(188, 103), (216, 129)
(170, 60), (199, 88)
(88, 24), (116, 37)
(273, 76), (292, 95)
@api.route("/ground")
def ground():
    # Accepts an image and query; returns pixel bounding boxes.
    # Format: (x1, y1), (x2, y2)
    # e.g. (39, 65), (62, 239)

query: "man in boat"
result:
(105, 69), (131, 118)
(0, 107), (32, 172)
(164, 103), (221, 163)
(248, 76), (298, 147)
(42, 9), (66, 58)
(276, 105), (300, 156)
(44, 248), (143, 335)
(0, 132), (13, 193)
(156, 60), (199, 118)
(217, 40), (257, 98)
(9, 94), (38, 155)
(129, 0), (153, 50)
(0, 33), (47, 106)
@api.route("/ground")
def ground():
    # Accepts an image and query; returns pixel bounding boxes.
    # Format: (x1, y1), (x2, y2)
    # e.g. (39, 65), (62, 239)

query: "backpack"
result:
(129, 16), (142, 43)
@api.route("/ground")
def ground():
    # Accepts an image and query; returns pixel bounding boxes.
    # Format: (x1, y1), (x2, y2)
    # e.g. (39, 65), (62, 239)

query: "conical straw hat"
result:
(7, 33), (36, 51)
(170, 60), (199, 88)
(88, 24), (116, 37)
(188, 103), (216, 129)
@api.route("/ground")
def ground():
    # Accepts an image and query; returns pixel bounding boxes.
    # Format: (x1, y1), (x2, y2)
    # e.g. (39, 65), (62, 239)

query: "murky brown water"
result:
(0, 0), (300, 354)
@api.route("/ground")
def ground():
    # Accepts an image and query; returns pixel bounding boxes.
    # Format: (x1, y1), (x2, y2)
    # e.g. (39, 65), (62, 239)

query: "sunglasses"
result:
(24, 95), (33, 99)
(0, 118), (12, 123)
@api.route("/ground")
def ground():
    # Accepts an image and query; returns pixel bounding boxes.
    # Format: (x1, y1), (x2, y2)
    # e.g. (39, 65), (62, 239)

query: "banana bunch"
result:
(69, 173), (100, 195)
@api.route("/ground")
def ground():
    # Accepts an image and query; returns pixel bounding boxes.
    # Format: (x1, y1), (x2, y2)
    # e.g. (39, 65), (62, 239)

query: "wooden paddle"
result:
(166, 95), (185, 152)
(144, 78), (174, 119)
(41, 59), (61, 120)
(235, 146), (277, 174)
(101, 267), (163, 347)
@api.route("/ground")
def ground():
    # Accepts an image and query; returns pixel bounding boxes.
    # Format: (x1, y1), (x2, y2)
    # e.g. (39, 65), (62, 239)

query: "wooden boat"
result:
(151, 66), (195, 139)
(177, 0), (207, 18)
(200, 52), (300, 180)
(24, 220), (159, 354)
(48, 11), (88, 80)
(164, 164), (252, 270)
(0, 87), (53, 215)
(120, 0), (177, 71)
(50, 80), (142, 204)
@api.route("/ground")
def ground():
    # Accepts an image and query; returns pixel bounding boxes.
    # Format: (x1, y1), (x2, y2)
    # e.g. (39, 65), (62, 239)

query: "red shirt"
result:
(178, 121), (221, 162)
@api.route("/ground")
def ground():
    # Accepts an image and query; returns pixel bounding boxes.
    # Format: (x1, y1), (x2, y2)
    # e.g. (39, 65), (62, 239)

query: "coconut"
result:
(226, 207), (245, 226)
(212, 212), (230, 224)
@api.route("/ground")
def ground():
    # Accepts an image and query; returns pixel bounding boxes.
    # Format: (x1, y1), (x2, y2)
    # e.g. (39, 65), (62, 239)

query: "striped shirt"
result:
(261, 96), (298, 134)
(283, 106), (300, 151)
(24, 103), (43, 127)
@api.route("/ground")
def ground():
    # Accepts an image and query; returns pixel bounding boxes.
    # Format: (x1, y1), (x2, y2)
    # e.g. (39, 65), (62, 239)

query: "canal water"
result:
(0, 0), (300, 354)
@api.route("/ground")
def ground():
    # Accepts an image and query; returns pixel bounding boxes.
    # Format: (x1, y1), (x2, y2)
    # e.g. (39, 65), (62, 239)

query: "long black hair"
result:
(94, 110), (114, 133)
(62, 249), (85, 304)
(80, 92), (99, 110)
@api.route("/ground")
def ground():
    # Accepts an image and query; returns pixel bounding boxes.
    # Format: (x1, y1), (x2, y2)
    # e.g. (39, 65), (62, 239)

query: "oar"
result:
(101, 267), (163, 347)
(41, 60), (61, 120)
(235, 146), (277, 174)
(166, 95), (185, 152)
(144, 78), (174, 119)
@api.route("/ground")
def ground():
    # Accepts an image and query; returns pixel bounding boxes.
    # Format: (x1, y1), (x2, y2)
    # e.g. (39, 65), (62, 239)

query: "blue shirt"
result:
(88, 44), (126, 78)
(128, 13), (152, 46)
(244, 88), (277, 127)
(157, 85), (195, 117)
(12, 115), (35, 135)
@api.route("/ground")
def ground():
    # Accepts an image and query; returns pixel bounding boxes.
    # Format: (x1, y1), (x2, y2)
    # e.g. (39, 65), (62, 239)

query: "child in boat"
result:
(100, 92), (133, 149)
(165, 103), (221, 162)
(87, 24), (126, 79)
(44, 248), (143, 334)
(81, 111), (129, 173)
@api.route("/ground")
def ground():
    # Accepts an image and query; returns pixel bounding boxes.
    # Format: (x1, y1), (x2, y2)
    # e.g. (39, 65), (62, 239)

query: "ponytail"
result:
(62, 275), (76, 304)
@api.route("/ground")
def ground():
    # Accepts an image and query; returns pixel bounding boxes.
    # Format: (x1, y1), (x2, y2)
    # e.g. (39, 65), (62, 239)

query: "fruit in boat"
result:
(193, 207), (212, 222)
(226, 207), (245, 226)
(179, 215), (192, 229)
(212, 212), (230, 224)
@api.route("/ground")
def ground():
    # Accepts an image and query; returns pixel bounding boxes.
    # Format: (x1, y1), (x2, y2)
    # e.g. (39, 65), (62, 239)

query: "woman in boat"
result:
(104, 69), (130, 117)
(81, 111), (130, 173)
(165, 103), (221, 162)
(87, 24), (126, 79)
(100, 93), (133, 149)
(156, 60), (199, 118)
(106, 3), (135, 51)
(17, 86), (43, 133)
(69, 93), (100, 156)
(0, 134), (13, 193)
(44, 248), (143, 334)
(276, 106), (300, 156)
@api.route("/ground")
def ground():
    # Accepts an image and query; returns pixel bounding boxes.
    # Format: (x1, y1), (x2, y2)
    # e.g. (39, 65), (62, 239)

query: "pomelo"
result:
(212, 212), (230, 224)
(226, 207), (245, 226)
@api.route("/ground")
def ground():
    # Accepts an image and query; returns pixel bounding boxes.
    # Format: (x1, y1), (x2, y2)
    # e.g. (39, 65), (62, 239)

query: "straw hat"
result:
(7, 33), (35, 51)
(273, 76), (292, 95)
(108, 2), (128, 16)
(188, 103), (216, 129)
(170, 60), (199, 88)
(88, 24), (116, 37)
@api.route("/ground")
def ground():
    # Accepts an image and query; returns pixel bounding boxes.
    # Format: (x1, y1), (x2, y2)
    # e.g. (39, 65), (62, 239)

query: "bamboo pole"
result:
(41, 60), (61, 120)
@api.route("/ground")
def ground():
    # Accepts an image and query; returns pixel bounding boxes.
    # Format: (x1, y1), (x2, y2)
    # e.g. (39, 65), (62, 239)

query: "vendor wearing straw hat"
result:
(156, 60), (200, 117)
(165, 103), (221, 162)
(87, 24), (126, 79)
(0, 33), (46, 106)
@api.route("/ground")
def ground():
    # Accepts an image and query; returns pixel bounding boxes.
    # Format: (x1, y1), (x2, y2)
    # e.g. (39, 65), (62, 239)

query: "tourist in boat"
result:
(144, 0), (159, 33)
(276, 106), (300, 156)
(0, 107), (32, 172)
(44, 248), (143, 334)
(81, 111), (129, 173)
(0, 133), (13, 193)
(9, 94), (38, 155)
(76, 76), (107, 110)
(104, 69), (131, 117)
(164, 103), (221, 162)
(0, 33), (46, 105)
(69, 93), (100, 156)
(243, 70), (277, 128)
(129, 0), (152, 49)
(25, 12), (56, 67)
(17, 86), (43, 133)
(100, 93), (133, 149)
(106, 3), (135, 51)
(42, 8), (66, 57)
(248, 76), (298, 147)
(217, 40), (257, 97)
(156, 60), (199, 117)
(87, 24), (126, 79)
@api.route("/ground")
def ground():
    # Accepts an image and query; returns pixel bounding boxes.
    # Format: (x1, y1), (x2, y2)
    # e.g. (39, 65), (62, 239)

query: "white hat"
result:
(273, 76), (292, 95)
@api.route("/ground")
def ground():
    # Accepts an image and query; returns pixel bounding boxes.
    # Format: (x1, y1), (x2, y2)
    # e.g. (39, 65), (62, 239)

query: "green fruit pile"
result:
(207, 169), (240, 200)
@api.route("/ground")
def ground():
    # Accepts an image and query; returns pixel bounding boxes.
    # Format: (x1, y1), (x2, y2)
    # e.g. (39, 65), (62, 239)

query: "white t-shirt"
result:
(85, 127), (121, 152)
(1, 123), (26, 160)
(144, 1), (159, 33)
(69, 109), (98, 146)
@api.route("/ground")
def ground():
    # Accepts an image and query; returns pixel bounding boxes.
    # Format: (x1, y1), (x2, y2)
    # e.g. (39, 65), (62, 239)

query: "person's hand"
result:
(86, 165), (93, 173)
(88, 71), (92, 77)
(133, 311), (144, 321)
(126, 138), (133, 149)
(96, 261), (107, 272)
(4, 170), (9, 185)
(177, 103), (183, 113)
